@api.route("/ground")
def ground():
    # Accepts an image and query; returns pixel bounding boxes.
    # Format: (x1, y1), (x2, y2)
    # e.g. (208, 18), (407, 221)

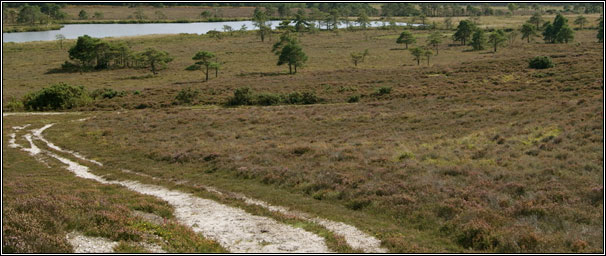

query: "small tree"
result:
(543, 14), (574, 43)
(192, 51), (216, 81)
(396, 30), (416, 49)
(471, 29), (486, 50)
(444, 17), (453, 30)
(350, 49), (369, 67)
(521, 23), (536, 43)
(488, 30), (507, 52)
(277, 40), (307, 74)
(409, 47), (424, 65)
(257, 25), (271, 42)
(293, 9), (309, 32)
(223, 25), (233, 34)
(454, 20), (475, 45)
(529, 12), (543, 29)
(93, 11), (103, 20)
(423, 49), (433, 66)
(427, 31), (443, 55)
(55, 34), (65, 49)
(357, 9), (370, 29)
(78, 9), (88, 20)
(133, 9), (147, 20)
(574, 15), (588, 29)
(137, 48), (173, 75)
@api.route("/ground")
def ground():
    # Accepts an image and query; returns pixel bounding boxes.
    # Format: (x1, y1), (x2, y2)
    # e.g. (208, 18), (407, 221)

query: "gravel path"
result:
(13, 124), (331, 253)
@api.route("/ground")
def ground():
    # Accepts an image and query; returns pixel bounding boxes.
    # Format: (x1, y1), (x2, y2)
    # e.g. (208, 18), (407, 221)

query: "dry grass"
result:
(2, 13), (603, 253)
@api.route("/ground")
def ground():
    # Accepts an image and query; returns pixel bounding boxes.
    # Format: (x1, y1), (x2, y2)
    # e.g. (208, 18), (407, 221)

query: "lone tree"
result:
(357, 9), (370, 29)
(78, 9), (88, 20)
(488, 29), (507, 52)
(276, 39), (307, 74)
(427, 31), (443, 55)
(396, 30), (416, 49)
(137, 48), (173, 75)
(521, 23), (536, 43)
(409, 47), (424, 65)
(529, 12), (544, 29)
(471, 29), (486, 50)
(55, 34), (65, 49)
(192, 51), (216, 81)
(454, 20), (475, 45)
(574, 15), (588, 29)
(257, 25), (272, 42)
(543, 14), (574, 43)
(350, 49), (369, 67)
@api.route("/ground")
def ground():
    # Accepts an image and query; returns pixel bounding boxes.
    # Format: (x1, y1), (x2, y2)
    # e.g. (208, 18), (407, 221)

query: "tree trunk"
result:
(405, 42), (408, 49)
(288, 64), (292, 74)
(205, 65), (209, 81)
(294, 64), (297, 73)
(215, 67), (218, 77)
(494, 43), (497, 52)
(417, 58), (420, 65)
(427, 57), (430, 66)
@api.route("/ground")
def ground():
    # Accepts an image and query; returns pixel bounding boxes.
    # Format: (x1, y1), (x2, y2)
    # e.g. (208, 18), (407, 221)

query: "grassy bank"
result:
(3, 24), (64, 33)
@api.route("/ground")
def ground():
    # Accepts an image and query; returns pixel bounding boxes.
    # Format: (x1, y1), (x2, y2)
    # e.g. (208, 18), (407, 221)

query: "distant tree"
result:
(253, 7), (269, 28)
(418, 13), (426, 25)
(396, 30), (416, 49)
(293, 10), (309, 32)
(543, 14), (574, 43)
(68, 35), (99, 69)
(409, 47), (424, 65)
(18, 4), (42, 25)
(278, 4), (291, 17)
(78, 9), (88, 20)
(200, 10), (212, 19)
(521, 23), (537, 43)
(574, 15), (588, 29)
(488, 29), (507, 52)
(55, 34), (65, 49)
(357, 9), (370, 29)
(327, 9), (340, 30)
(529, 12), (543, 29)
(209, 60), (220, 78)
(531, 3), (541, 13)
(257, 25), (272, 42)
(423, 49), (433, 66)
(192, 51), (215, 81)
(276, 38), (307, 74)
(137, 48), (172, 75)
(264, 6), (276, 17)
(40, 3), (66, 20)
(507, 3), (518, 15)
(470, 29), (486, 50)
(350, 49), (369, 67)
(454, 20), (475, 45)
(427, 31), (443, 54)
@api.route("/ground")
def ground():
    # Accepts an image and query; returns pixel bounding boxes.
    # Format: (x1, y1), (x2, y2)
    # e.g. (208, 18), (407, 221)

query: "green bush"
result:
(372, 86), (392, 96)
(23, 83), (91, 111)
(348, 95), (360, 103)
(254, 93), (281, 106)
(284, 92), (303, 104)
(300, 92), (319, 104)
(227, 87), (253, 106)
(528, 56), (554, 69)
(174, 88), (200, 105)
(91, 88), (125, 99)
(4, 97), (24, 111)
(185, 64), (201, 71)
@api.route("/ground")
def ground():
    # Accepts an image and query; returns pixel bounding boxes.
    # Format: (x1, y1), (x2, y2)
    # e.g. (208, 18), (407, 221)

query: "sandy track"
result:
(11, 124), (331, 253)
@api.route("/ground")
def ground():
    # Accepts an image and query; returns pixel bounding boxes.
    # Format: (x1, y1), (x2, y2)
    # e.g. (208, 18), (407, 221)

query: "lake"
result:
(2, 20), (420, 43)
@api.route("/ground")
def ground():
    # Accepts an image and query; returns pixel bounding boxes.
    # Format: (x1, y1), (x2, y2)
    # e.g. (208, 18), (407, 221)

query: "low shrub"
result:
(91, 88), (126, 99)
(528, 56), (554, 69)
(23, 83), (91, 111)
(227, 87), (253, 106)
(348, 95), (360, 103)
(254, 93), (281, 106)
(174, 88), (200, 105)
(185, 64), (201, 71)
(4, 97), (24, 111)
(372, 86), (392, 96)
(300, 92), (320, 104)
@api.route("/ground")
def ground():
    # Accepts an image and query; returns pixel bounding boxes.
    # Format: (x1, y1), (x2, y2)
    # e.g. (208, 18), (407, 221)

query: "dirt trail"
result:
(12, 124), (331, 253)
(8, 121), (388, 253)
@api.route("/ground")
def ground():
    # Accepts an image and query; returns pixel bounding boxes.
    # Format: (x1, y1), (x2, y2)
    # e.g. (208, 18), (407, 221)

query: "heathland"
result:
(2, 5), (604, 254)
